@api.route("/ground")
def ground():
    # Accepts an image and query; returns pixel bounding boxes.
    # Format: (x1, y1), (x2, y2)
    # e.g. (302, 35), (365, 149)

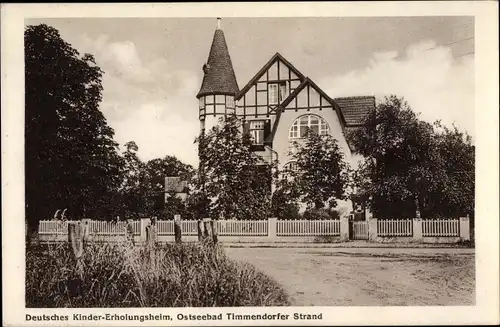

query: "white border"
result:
(2, 2), (499, 326)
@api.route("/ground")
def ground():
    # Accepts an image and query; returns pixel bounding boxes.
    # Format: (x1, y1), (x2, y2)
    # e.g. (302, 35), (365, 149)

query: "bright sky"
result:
(26, 17), (474, 167)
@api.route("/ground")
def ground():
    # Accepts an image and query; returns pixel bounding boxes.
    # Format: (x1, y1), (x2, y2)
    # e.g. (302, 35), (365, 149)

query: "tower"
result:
(197, 18), (239, 133)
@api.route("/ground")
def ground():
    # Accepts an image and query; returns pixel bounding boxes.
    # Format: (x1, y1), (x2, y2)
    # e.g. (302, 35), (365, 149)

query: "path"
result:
(225, 247), (475, 306)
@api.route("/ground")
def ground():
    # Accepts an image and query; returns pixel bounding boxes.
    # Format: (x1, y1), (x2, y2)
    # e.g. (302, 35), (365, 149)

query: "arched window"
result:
(289, 114), (330, 139)
(283, 161), (298, 173)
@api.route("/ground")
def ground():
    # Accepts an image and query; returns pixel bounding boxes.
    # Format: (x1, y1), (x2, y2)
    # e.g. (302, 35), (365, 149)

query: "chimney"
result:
(217, 17), (221, 30)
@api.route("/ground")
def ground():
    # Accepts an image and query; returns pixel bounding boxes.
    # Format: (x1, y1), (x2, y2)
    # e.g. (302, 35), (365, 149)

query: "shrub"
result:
(26, 242), (290, 307)
(301, 208), (340, 220)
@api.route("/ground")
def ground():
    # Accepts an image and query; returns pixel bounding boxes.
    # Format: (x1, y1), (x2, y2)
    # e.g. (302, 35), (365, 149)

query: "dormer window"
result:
(268, 82), (287, 105)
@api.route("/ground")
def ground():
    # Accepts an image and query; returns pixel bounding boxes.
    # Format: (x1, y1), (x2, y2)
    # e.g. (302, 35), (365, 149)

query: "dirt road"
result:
(225, 247), (475, 306)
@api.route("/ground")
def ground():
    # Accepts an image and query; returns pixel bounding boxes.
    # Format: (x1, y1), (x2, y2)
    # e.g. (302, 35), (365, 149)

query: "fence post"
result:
(203, 218), (212, 238)
(268, 217), (277, 240)
(68, 221), (84, 259)
(413, 218), (423, 242)
(174, 214), (182, 243)
(368, 218), (378, 241)
(459, 216), (470, 241)
(197, 220), (204, 241)
(81, 218), (91, 243)
(340, 215), (350, 242)
(140, 217), (151, 244)
(210, 220), (218, 243)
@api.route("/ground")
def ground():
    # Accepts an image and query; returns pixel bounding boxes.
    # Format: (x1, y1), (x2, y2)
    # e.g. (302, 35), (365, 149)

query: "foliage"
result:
(116, 141), (195, 219)
(26, 242), (291, 307)
(288, 130), (350, 209)
(196, 117), (275, 220)
(347, 95), (475, 218)
(158, 191), (190, 220)
(271, 177), (301, 220)
(424, 123), (475, 218)
(301, 208), (340, 220)
(25, 24), (123, 229)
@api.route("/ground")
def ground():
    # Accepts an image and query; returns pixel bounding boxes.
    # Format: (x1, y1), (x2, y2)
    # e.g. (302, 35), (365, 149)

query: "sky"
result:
(26, 17), (475, 167)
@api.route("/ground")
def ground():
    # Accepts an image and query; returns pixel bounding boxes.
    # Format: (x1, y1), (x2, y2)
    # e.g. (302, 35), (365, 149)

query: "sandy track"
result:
(226, 247), (475, 306)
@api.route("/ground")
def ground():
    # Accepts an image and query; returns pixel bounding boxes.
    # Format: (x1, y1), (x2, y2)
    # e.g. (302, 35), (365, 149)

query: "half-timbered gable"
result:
(235, 52), (306, 120)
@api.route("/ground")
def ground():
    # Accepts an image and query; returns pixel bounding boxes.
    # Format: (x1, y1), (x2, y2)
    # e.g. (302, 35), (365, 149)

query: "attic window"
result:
(268, 82), (287, 105)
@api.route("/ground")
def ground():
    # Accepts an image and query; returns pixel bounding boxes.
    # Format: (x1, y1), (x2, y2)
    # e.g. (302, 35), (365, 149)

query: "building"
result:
(197, 18), (374, 216)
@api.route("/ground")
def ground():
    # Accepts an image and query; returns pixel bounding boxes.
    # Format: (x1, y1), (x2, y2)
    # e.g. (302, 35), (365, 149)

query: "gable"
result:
(236, 53), (305, 102)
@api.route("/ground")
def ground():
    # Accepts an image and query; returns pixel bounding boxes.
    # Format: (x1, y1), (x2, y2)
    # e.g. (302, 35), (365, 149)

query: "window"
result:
(283, 161), (298, 173)
(226, 96), (235, 108)
(268, 82), (288, 105)
(282, 161), (299, 179)
(249, 120), (265, 145)
(199, 97), (205, 109)
(289, 114), (330, 139)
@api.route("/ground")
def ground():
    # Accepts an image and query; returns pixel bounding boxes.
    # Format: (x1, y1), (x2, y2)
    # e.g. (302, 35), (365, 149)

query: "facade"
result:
(197, 19), (375, 215)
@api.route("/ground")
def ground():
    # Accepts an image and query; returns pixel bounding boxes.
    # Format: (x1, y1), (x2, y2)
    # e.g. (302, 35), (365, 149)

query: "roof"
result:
(236, 52), (306, 100)
(164, 177), (189, 193)
(197, 29), (239, 98)
(334, 96), (375, 126)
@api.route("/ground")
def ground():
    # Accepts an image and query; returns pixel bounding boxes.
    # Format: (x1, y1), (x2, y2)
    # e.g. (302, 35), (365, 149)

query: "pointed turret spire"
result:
(197, 18), (239, 98)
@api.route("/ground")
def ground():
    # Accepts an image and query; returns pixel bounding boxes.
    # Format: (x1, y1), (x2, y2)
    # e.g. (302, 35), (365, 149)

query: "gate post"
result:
(368, 218), (378, 241)
(268, 217), (277, 240)
(413, 218), (423, 242)
(459, 217), (470, 241)
(140, 217), (151, 245)
(340, 215), (350, 242)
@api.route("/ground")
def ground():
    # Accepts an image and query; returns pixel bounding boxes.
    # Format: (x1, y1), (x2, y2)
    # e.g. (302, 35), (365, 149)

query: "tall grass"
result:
(26, 241), (290, 307)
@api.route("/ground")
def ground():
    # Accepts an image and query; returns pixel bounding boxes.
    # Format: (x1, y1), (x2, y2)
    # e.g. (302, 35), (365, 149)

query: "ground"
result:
(225, 246), (475, 306)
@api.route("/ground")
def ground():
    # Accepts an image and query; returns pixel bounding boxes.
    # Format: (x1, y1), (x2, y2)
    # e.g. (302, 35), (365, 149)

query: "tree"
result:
(425, 123), (475, 218)
(196, 116), (274, 220)
(271, 177), (301, 220)
(347, 95), (475, 218)
(117, 141), (148, 219)
(25, 24), (123, 230)
(289, 131), (350, 210)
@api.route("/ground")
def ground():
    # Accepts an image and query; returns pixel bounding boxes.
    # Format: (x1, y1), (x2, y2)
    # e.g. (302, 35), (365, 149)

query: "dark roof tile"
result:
(197, 29), (239, 98)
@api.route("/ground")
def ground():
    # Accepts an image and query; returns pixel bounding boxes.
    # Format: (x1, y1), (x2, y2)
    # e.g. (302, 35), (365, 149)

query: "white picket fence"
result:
(38, 217), (466, 241)
(277, 219), (340, 236)
(377, 219), (413, 237)
(157, 220), (198, 236)
(422, 218), (460, 237)
(38, 220), (141, 236)
(39, 220), (69, 234)
(217, 220), (268, 236)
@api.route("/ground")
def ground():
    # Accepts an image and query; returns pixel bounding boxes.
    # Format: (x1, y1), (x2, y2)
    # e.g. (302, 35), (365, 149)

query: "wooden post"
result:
(210, 219), (218, 243)
(146, 224), (158, 246)
(197, 219), (204, 241)
(68, 222), (84, 259)
(126, 219), (135, 246)
(174, 214), (182, 243)
(203, 218), (212, 238)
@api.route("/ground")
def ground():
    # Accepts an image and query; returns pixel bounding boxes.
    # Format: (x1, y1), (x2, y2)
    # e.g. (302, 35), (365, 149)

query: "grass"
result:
(26, 240), (291, 307)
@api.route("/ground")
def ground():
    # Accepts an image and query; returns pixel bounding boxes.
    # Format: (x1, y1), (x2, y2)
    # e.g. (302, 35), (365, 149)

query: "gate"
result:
(351, 221), (369, 240)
